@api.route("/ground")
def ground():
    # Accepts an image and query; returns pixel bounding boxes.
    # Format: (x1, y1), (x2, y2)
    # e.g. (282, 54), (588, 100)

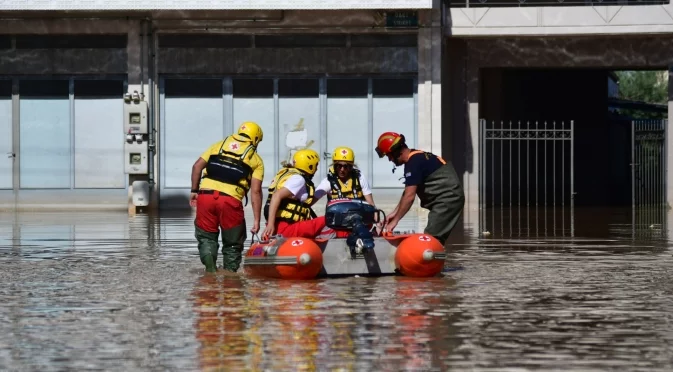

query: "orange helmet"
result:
(375, 132), (406, 158)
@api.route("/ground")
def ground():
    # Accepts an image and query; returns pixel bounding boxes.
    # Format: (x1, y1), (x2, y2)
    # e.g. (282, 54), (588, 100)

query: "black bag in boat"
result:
(325, 199), (378, 230)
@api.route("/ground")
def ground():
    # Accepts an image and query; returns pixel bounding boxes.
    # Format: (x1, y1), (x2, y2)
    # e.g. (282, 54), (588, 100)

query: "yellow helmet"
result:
(232, 121), (263, 146)
(332, 146), (354, 162)
(293, 149), (320, 176)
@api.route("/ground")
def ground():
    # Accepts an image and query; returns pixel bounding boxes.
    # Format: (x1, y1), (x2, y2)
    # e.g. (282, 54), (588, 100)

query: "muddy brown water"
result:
(1, 204), (672, 371)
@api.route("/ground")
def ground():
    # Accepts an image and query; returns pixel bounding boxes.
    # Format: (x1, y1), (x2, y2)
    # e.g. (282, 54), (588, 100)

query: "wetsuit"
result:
(403, 149), (465, 245)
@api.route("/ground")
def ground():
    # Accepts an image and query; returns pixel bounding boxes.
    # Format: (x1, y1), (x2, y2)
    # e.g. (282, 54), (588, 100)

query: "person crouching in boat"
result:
(312, 146), (376, 208)
(261, 149), (326, 240)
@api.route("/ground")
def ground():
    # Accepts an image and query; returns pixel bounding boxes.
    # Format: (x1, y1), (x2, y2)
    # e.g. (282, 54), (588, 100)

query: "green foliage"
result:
(614, 71), (667, 119)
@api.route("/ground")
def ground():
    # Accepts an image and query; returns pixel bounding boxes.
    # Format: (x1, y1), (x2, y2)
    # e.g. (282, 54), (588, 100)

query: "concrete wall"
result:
(448, 4), (673, 36)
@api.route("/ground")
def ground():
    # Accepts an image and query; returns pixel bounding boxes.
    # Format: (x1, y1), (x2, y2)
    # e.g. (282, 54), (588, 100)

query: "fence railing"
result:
(631, 119), (668, 238)
(479, 119), (575, 237)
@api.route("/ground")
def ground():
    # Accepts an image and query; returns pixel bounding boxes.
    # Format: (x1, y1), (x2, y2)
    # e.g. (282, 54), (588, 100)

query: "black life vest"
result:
(203, 136), (256, 194)
(326, 166), (364, 201)
(264, 167), (317, 223)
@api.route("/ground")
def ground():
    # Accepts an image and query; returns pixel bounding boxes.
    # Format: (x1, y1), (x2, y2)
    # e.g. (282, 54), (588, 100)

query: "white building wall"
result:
(448, 4), (673, 36)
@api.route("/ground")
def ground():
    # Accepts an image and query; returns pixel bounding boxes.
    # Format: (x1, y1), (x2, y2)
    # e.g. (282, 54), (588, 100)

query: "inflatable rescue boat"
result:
(243, 199), (447, 279)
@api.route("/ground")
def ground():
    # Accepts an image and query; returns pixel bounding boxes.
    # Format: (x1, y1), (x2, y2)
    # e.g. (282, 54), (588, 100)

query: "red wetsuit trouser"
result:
(195, 190), (247, 272)
(276, 216), (352, 239)
(276, 216), (327, 239)
(195, 190), (244, 232)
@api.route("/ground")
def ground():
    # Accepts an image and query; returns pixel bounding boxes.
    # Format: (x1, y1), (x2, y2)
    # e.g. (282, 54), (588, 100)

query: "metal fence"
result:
(631, 119), (668, 238)
(479, 119), (575, 237)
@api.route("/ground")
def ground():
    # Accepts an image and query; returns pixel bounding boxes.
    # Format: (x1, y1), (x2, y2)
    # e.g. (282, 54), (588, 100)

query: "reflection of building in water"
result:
(192, 275), (254, 371)
(191, 274), (462, 370)
(192, 277), (328, 371)
(251, 281), (324, 370)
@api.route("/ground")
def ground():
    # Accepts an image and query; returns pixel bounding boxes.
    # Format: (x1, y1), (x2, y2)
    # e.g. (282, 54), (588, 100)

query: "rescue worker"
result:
(313, 146), (376, 207)
(190, 121), (265, 273)
(375, 131), (465, 246)
(261, 149), (327, 240)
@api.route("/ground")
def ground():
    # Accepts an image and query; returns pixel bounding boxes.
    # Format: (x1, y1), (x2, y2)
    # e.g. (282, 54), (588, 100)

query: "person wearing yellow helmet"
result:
(313, 146), (376, 208)
(261, 148), (328, 240)
(190, 121), (265, 273)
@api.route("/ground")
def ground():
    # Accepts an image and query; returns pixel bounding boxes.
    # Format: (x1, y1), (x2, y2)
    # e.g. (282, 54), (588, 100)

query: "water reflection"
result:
(2, 206), (673, 371)
(481, 206), (669, 241)
(191, 274), (458, 371)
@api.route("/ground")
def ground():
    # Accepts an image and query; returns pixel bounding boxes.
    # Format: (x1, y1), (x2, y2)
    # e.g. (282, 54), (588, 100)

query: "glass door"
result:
(325, 78), (371, 187)
(277, 78), (323, 181)
(372, 78), (417, 188)
(0, 80), (12, 190)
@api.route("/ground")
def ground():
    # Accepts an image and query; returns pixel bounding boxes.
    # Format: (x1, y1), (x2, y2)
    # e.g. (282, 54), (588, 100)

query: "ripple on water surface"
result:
(0, 210), (673, 371)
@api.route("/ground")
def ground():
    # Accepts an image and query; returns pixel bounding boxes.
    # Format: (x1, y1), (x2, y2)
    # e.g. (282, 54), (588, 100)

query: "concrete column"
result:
(126, 20), (151, 216)
(446, 39), (480, 228)
(417, 8), (442, 156)
(668, 65), (673, 210)
(444, 38), (483, 235)
(464, 63), (480, 230)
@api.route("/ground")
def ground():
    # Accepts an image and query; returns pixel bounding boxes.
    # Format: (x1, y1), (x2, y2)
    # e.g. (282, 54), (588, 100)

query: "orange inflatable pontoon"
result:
(243, 232), (446, 280)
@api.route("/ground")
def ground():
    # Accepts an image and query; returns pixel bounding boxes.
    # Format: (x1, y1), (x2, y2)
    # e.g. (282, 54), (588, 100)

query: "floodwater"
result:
(1, 200), (673, 371)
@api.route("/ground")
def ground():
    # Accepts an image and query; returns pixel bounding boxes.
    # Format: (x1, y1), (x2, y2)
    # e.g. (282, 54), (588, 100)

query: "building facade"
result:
(0, 1), (442, 213)
(1, 0), (672, 220)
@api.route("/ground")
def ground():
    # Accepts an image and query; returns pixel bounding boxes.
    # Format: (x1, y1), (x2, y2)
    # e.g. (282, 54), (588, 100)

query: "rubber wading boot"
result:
(220, 223), (246, 273)
(195, 225), (220, 273)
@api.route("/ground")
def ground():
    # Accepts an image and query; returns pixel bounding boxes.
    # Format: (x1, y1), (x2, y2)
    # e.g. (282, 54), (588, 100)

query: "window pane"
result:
(233, 78), (275, 187)
(372, 78), (416, 188)
(163, 79), (224, 189)
(74, 79), (125, 188)
(325, 79), (370, 198)
(0, 80), (11, 189)
(19, 80), (71, 189)
(278, 79), (322, 179)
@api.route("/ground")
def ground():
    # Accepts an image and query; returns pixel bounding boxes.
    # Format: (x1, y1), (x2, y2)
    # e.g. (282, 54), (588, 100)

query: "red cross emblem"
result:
(241, 125), (247, 131)
(291, 239), (304, 246)
(230, 142), (239, 150)
(341, 149), (348, 155)
(418, 235), (431, 242)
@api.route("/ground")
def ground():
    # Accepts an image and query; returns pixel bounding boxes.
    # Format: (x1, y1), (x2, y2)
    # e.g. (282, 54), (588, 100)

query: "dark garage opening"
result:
(479, 68), (667, 237)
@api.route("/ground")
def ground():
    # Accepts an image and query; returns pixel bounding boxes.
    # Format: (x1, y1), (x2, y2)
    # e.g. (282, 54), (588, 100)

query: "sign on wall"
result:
(385, 11), (419, 28)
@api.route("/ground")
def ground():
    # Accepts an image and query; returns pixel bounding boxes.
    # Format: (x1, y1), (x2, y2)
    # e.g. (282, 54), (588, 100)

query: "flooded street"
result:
(1, 199), (673, 371)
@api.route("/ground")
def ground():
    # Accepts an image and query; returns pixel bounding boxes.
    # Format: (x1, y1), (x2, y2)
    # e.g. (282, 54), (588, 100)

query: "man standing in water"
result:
(190, 122), (265, 273)
(375, 131), (465, 246)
